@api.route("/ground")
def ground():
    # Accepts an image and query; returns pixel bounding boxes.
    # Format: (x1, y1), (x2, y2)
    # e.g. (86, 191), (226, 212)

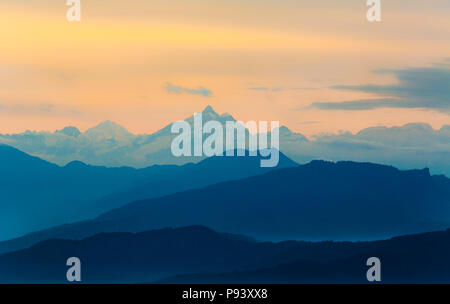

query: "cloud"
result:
(297, 121), (321, 125)
(249, 87), (269, 91)
(0, 104), (82, 116)
(311, 62), (450, 112)
(311, 98), (406, 110)
(249, 87), (283, 92)
(166, 83), (212, 97)
(280, 122), (450, 176)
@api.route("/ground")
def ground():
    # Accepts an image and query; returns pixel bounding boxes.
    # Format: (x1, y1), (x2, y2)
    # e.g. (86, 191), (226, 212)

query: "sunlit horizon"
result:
(2, 0), (449, 136)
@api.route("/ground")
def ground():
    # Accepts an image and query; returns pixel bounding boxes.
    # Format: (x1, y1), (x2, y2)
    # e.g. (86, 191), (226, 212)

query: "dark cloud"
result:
(311, 62), (450, 112)
(311, 98), (406, 110)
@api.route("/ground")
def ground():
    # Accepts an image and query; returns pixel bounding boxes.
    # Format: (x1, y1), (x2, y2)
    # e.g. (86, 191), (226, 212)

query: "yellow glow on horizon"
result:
(1, 2), (449, 135)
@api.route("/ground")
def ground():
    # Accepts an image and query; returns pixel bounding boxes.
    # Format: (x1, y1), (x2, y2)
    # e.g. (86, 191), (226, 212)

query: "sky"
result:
(1, 0), (449, 136)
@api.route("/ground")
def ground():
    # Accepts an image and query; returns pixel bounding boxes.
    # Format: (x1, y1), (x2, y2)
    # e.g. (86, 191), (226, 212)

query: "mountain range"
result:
(1, 105), (449, 284)
(0, 143), (296, 241)
(1, 158), (449, 254)
(1, 106), (449, 176)
(1, 225), (450, 283)
(158, 227), (450, 284)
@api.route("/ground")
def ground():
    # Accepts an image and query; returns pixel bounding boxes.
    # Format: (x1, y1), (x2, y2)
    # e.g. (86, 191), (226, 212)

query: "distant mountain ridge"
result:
(0, 106), (245, 167)
(2, 225), (450, 283)
(1, 105), (448, 175)
(1, 158), (448, 254)
(0, 143), (296, 241)
(93, 160), (450, 241)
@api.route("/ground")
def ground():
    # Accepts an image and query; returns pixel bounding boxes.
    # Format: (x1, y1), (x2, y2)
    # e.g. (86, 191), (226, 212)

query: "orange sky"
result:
(1, 0), (449, 136)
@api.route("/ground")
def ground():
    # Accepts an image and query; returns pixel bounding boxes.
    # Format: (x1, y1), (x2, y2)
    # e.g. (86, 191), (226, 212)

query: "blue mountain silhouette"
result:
(2, 225), (450, 283)
(1, 157), (449, 255)
(0, 143), (296, 241)
(159, 229), (450, 284)
(90, 161), (450, 240)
